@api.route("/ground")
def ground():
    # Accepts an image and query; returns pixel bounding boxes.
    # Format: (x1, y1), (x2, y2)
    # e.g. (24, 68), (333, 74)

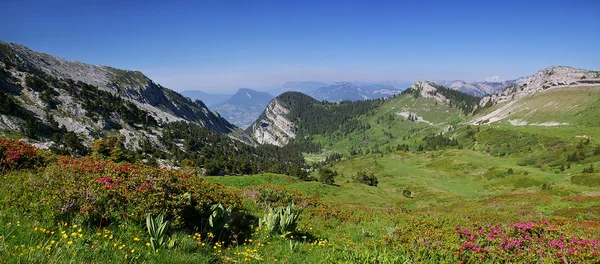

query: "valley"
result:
(1, 41), (600, 263)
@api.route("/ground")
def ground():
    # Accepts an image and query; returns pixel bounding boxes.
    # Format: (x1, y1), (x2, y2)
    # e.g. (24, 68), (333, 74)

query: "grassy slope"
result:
(474, 86), (600, 126)
(210, 148), (600, 214)
(312, 95), (465, 154)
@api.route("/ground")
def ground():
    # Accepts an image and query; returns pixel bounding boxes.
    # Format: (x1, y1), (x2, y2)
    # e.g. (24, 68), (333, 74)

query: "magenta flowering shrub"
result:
(39, 156), (244, 229)
(0, 138), (46, 172)
(456, 220), (599, 263)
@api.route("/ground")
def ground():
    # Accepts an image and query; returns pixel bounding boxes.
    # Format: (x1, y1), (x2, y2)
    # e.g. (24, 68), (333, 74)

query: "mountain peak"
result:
(408, 81), (451, 104)
(236, 88), (255, 93)
(213, 88), (274, 128)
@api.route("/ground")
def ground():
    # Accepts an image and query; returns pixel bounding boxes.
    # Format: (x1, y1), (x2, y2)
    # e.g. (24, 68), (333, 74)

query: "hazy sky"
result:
(2, 0), (599, 93)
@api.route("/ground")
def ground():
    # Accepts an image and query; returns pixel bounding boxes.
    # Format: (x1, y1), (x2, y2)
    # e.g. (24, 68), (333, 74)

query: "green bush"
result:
(353, 171), (378, 186)
(583, 164), (595, 173)
(517, 155), (537, 166)
(318, 168), (337, 185)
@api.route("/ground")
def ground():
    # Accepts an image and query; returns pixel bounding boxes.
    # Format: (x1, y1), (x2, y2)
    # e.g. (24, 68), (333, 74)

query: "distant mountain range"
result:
(309, 82), (403, 102)
(279, 81), (328, 95)
(181, 81), (405, 126)
(180, 90), (231, 108)
(213, 88), (274, 128)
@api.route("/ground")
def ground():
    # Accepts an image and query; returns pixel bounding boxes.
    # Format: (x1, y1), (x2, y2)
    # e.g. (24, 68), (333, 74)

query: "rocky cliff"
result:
(246, 98), (296, 146)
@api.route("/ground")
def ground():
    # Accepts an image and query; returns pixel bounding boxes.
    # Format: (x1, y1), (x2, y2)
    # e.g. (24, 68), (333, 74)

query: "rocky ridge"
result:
(0, 41), (238, 149)
(434, 80), (516, 97)
(471, 66), (600, 125)
(479, 66), (600, 107)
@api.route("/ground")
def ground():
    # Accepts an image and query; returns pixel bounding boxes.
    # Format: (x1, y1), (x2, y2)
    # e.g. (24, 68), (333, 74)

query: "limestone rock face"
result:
(479, 66), (600, 107)
(409, 81), (452, 105)
(247, 98), (296, 146)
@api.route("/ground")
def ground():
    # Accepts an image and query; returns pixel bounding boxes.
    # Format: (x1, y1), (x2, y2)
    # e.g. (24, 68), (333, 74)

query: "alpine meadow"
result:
(1, 1), (600, 263)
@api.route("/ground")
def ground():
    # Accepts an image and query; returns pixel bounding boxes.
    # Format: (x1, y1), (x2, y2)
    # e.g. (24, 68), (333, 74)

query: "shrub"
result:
(318, 168), (337, 185)
(456, 221), (600, 263)
(245, 184), (318, 209)
(256, 185), (296, 206)
(38, 156), (244, 229)
(92, 136), (134, 163)
(353, 171), (378, 186)
(583, 164), (595, 173)
(0, 138), (47, 172)
(517, 155), (537, 166)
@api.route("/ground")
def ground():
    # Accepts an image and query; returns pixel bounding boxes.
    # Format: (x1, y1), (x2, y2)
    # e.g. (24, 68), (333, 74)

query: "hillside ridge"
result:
(0, 40), (240, 149)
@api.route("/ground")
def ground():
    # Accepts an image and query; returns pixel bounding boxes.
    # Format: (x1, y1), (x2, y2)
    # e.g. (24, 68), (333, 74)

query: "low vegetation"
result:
(1, 126), (599, 262)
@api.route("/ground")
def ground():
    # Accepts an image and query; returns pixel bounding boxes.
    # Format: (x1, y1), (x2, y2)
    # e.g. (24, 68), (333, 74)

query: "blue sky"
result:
(1, 0), (599, 93)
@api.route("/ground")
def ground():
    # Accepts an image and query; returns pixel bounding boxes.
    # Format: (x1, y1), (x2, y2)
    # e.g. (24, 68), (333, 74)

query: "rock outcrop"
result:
(408, 81), (452, 105)
(246, 98), (296, 146)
